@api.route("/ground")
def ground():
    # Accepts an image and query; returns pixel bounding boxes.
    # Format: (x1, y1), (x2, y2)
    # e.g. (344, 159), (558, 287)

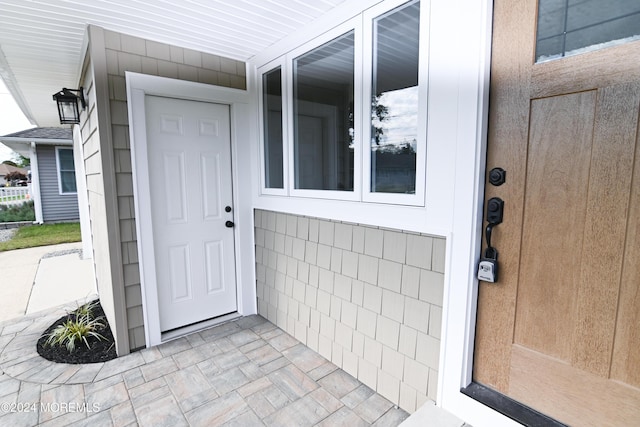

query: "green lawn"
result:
(0, 223), (81, 251)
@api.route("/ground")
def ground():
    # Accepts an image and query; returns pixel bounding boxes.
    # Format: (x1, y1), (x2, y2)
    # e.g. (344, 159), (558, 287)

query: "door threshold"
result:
(461, 382), (568, 427)
(161, 312), (241, 342)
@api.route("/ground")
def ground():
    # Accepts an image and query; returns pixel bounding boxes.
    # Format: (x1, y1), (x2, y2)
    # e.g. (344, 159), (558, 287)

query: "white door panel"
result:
(145, 95), (236, 332)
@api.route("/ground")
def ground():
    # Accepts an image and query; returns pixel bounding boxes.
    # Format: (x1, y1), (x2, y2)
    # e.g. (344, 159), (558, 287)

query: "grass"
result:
(0, 222), (81, 251)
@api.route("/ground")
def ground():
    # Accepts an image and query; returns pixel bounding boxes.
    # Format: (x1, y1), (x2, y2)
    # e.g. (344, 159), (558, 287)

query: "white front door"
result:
(144, 95), (237, 332)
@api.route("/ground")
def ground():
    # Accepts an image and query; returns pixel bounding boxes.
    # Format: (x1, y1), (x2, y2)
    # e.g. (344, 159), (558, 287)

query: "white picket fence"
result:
(0, 186), (31, 206)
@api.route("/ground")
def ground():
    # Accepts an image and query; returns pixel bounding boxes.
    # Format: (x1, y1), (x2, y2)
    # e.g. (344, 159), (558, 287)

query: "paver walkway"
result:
(0, 305), (411, 426)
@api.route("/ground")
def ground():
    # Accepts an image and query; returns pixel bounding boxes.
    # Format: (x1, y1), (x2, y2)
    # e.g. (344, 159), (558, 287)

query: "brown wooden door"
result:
(474, 1), (640, 425)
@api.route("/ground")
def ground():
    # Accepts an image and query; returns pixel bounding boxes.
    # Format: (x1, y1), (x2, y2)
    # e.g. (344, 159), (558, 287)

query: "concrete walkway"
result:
(0, 243), (96, 323)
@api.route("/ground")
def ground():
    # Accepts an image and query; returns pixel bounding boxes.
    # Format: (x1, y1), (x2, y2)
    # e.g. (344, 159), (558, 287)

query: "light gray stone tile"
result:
(178, 388), (220, 413)
(264, 394), (329, 426)
(353, 392), (394, 424)
(185, 391), (248, 426)
(109, 400), (137, 426)
(221, 408), (264, 426)
(228, 329), (260, 347)
(85, 381), (129, 412)
(0, 375), (21, 397)
(94, 352), (145, 382)
(318, 369), (361, 399)
(318, 406), (368, 427)
(172, 345), (215, 370)
(209, 366), (250, 396)
(157, 337), (191, 357)
(341, 384), (375, 409)
(245, 385), (288, 419)
(213, 349), (249, 370)
(282, 343), (327, 373)
(66, 363), (104, 384)
(39, 384), (85, 423)
(267, 364), (317, 400)
(307, 360), (339, 381)
(372, 407), (410, 426)
(122, 368), (145, 389)
(135, 393), (188, 427)
(245, 343), (281, 366)
(165, 365), (212, 403)
(236, 376), (272, 398)
(140, 357), (178, 382)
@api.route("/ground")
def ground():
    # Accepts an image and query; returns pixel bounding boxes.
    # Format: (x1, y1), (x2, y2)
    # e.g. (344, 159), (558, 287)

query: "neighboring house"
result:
(0, 128), (81, 223)
(0, 163), (28, 186)
(0, 1), (638, 426)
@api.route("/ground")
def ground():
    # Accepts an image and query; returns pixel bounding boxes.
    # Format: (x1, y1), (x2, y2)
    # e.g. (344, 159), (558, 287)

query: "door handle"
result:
(225, 221), (234, 228)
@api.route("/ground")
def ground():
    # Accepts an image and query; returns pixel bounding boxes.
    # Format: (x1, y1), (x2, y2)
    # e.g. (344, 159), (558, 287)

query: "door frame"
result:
(431, 0), (526, 425)
(126, 72), (256, 347)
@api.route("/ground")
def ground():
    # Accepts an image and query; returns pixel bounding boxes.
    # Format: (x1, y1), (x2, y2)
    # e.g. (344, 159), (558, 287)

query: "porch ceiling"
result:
(0, 0), (349, 128)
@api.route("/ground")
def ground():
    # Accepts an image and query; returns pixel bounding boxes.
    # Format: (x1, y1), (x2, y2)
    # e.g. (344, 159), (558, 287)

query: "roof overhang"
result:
(0, 0), (354, 127)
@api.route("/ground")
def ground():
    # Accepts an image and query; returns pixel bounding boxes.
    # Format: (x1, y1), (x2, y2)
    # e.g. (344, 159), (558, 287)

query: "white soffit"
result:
(0, 0), (347, 127)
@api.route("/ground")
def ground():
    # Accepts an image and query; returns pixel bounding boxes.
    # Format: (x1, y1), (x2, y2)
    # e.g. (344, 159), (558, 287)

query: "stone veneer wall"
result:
(100, 28), (246, 350)
(254, 209), (445, 413)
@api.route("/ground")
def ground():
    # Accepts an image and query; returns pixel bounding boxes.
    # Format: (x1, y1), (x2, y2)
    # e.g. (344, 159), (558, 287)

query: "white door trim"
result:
(433, 0), (523, 426)
(126, 72), (255, 347)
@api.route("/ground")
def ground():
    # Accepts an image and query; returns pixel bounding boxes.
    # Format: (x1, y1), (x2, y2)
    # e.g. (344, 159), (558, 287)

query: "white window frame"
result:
(362, 0), (428, 206)
(55, 146), (77, 195)
(287, 17), (362, 202)
(258, 58), (289, 196)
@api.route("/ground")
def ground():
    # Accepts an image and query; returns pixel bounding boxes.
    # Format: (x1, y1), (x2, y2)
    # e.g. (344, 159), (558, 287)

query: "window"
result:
(56, 148), (77, 194)
(536, 0), (640, 62)
(293, 31), (355, 192)
(263, 67), (284, 189)
(259, 0), (425, 205)
(370, 0), (420, 194)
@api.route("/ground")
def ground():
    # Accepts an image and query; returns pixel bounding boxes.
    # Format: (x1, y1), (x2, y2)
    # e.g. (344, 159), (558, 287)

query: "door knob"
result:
(225, 221), (234, 228)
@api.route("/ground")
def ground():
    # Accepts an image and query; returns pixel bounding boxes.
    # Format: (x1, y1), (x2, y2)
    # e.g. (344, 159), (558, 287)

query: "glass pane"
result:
(293, 31), (354, 191)
(262, 68), (284, 189)
(58, 149), (75, 171)
(536, 0), (640, 62)
(371, 0), (420, 194)
(61, 171), (77, 193)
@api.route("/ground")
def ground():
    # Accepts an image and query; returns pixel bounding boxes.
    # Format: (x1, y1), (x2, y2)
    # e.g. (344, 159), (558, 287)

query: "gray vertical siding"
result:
(36, 145), (80, 222)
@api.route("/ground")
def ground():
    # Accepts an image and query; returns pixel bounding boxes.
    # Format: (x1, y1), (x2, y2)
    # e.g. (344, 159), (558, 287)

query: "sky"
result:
(0, 79), (34, 163)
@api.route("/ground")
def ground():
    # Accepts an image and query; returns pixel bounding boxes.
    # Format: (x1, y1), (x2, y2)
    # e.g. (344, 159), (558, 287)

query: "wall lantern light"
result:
(52, 87), (86, 124)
